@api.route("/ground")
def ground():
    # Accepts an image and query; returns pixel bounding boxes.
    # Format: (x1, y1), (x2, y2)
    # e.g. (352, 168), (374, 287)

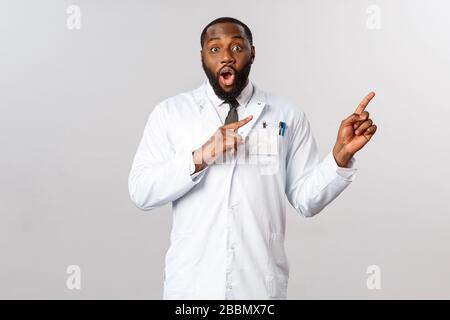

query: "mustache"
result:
(218, 65), (236, 77)
(201, 58), (252, 101)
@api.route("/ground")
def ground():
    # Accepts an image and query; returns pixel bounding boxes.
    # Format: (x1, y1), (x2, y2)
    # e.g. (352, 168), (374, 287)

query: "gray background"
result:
(1, 0), (449, 299)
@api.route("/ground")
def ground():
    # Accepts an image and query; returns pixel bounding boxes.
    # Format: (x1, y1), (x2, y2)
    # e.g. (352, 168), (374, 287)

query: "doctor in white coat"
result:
(128, 17), (378, 299)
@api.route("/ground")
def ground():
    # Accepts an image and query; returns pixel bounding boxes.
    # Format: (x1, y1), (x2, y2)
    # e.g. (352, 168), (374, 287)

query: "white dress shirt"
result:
(128, 79), (357, 299)
(208, 79), (254, 125)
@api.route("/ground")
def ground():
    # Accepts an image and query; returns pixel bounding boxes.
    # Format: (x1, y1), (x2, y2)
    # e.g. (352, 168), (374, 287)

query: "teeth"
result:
(220, 67), (234, 75)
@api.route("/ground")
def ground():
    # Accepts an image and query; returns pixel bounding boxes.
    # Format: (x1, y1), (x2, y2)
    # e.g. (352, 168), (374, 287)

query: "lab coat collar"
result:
(193, 79), (267, 139)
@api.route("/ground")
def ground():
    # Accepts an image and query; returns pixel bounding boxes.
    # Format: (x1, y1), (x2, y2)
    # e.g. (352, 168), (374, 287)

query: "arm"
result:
(285, 111), (358, 217)
(128, 105), (207, 210)
(286, 92), (378, 217)
(128, 106), (254, 210)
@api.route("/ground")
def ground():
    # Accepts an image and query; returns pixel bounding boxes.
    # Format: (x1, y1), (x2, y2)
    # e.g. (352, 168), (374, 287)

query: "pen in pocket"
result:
(278, 121), (286, 136)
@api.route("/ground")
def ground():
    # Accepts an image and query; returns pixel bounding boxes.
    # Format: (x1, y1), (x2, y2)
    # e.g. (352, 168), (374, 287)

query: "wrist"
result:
(333, 146), (353, 168)
(192, 148), (206, 173)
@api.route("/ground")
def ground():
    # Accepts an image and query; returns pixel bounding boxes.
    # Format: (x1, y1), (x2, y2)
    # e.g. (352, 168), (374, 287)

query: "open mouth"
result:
(219, 66), (236, 87)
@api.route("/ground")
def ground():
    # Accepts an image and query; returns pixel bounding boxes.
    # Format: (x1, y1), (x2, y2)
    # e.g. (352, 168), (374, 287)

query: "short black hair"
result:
(200, 17), (253, 48)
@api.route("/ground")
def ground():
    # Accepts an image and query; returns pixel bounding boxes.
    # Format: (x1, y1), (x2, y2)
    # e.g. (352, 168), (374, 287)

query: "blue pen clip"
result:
(278, 121), (286, 136)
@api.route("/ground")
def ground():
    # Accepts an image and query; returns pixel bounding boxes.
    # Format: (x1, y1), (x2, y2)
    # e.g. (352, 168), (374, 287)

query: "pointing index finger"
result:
(354, 91), (375, 114)
(223, 115), (253, 130)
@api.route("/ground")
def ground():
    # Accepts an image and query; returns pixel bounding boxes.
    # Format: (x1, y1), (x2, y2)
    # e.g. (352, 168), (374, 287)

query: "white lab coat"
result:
(128, 80), (357, 299)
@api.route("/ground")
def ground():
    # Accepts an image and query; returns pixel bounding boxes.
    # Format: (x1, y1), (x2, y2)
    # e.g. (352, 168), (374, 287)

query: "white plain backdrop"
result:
(1, 0), (450, 299)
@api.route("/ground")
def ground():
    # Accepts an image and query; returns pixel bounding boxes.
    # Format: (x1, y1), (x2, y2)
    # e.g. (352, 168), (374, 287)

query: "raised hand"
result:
(333, 92), (378, 167)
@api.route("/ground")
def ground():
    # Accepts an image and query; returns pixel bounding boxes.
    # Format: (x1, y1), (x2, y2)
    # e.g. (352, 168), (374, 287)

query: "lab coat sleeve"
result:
(285, 111), (357, 217)
(128, 104), (207, 210)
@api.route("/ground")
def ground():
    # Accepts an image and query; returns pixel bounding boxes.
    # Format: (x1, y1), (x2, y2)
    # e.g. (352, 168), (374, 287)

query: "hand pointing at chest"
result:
(332, 92), (378, 167)
(192, 115), (253, 173)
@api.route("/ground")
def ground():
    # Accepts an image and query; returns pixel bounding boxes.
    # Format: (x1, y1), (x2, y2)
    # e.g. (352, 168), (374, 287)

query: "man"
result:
(128, 17), (377, 299)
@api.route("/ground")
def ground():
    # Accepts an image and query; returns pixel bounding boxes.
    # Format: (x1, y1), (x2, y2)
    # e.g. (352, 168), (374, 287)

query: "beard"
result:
(202, 57), (252, 101)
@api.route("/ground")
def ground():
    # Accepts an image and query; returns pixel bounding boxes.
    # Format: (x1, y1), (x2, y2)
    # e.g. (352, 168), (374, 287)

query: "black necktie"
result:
(224, 98), (239, 125)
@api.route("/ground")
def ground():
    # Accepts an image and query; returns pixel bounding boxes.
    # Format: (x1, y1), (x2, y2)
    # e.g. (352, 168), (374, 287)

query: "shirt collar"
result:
(206, 78), (254, 108)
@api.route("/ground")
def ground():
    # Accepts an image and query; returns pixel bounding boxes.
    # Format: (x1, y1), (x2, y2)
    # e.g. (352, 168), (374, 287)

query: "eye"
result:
(210, 47), (219, 53)
(232, 45), (242, 52)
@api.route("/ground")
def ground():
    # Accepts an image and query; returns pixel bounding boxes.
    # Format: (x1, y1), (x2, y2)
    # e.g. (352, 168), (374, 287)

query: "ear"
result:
(200, 49), (205, 62)
(250, 46), (256, 63)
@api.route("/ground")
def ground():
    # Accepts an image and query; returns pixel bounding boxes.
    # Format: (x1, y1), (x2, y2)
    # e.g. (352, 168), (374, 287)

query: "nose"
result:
(220, 48), (235, 65)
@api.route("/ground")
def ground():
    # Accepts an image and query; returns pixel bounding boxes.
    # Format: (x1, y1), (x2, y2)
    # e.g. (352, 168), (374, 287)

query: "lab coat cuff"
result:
(325, 151), (358, 181)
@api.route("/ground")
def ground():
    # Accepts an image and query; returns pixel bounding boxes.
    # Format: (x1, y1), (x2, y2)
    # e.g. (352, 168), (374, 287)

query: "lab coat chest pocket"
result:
(247, 127), (282, 176)
(248, 127), (279, 155)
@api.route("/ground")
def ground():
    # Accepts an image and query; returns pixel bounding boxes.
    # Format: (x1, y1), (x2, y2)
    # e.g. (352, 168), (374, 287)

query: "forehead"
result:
(205, 22), (246, 41)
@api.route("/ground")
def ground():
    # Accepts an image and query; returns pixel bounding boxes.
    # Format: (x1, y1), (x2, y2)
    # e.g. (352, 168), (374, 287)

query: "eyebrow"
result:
(207, 35), (245, 43)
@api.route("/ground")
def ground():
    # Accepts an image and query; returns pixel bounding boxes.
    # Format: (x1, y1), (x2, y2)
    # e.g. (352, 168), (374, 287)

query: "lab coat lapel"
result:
(192, 82), (222, 143)
(236, 85), (267, 139)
